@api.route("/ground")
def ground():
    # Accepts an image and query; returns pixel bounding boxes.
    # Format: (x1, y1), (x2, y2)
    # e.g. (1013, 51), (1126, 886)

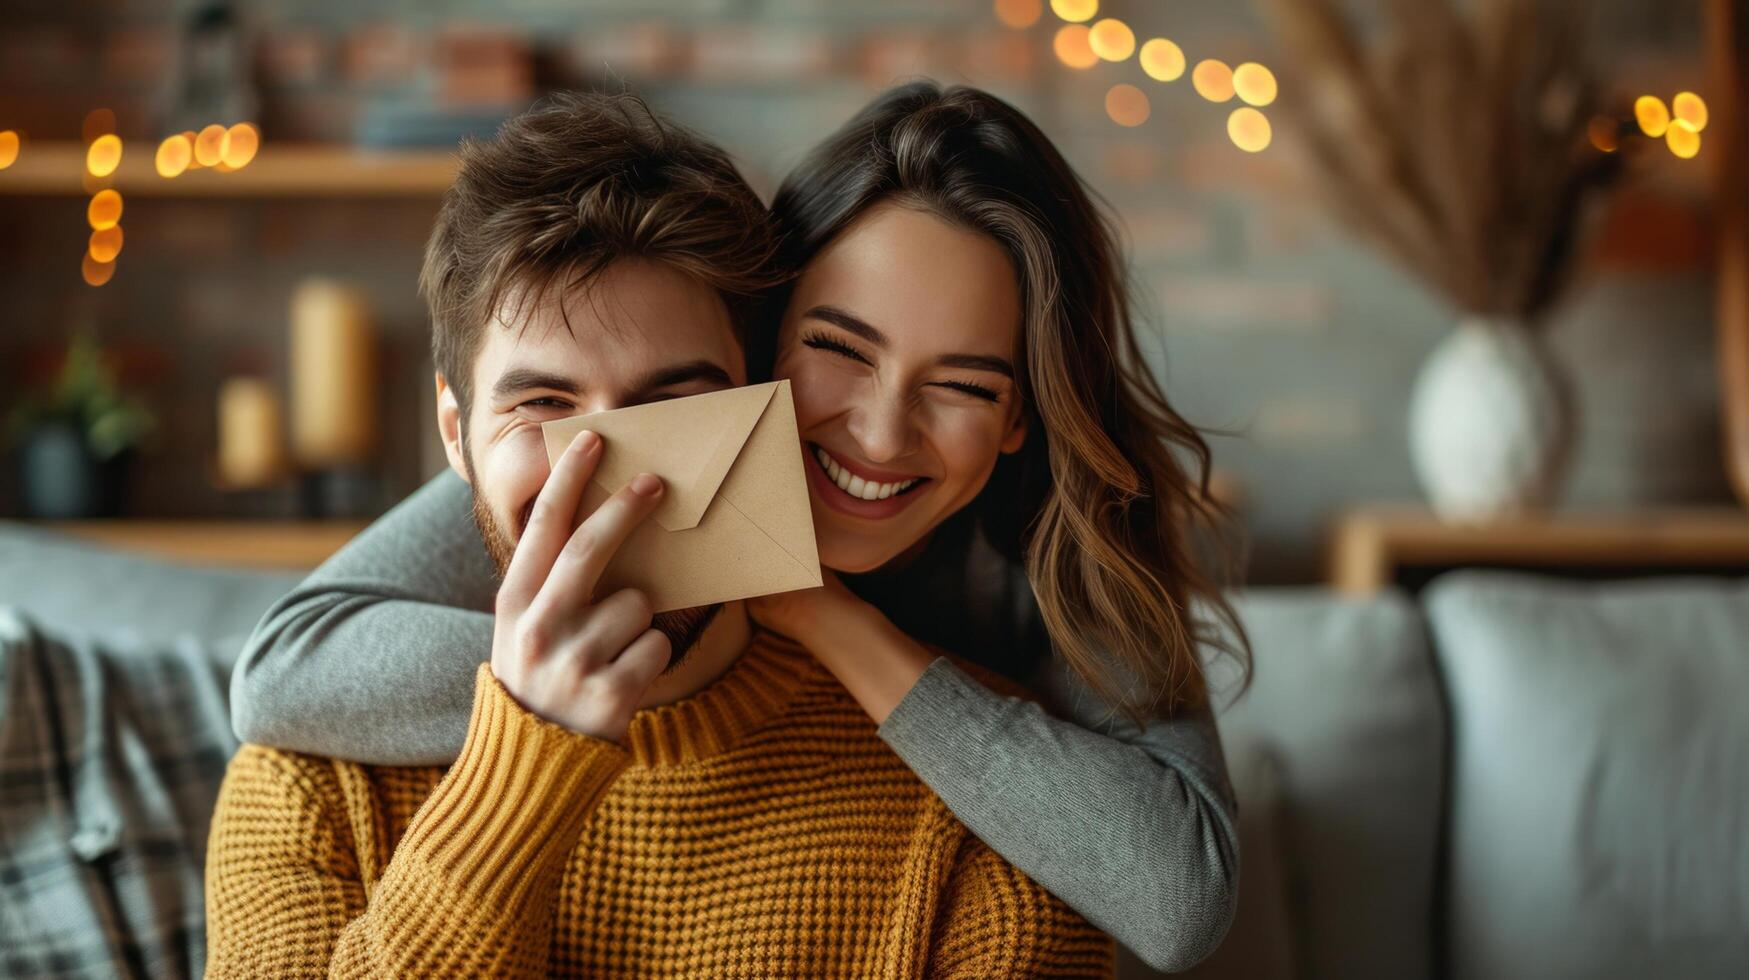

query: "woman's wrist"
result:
(820, 608), (937, 724)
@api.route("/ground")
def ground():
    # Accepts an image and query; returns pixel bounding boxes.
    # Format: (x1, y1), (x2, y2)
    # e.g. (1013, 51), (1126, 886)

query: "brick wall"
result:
(0, 0), (1727, 580)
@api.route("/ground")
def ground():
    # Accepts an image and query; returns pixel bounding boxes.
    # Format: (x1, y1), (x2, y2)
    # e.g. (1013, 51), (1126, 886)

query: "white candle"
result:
(289, 278), (378, 468)
(217, 377), (286, 488)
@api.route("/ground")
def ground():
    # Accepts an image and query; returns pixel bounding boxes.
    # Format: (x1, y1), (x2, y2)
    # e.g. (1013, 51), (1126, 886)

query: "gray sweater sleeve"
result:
(230, 470), (495, 765)
(231, 469), (1239, 969)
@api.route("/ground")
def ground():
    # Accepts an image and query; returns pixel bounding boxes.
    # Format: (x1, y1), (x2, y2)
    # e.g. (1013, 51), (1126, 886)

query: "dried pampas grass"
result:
(1260, 0), (1622, 323)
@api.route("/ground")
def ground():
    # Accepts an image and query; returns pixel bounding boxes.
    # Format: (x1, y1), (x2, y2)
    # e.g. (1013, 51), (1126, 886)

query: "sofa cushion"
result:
(1211, 588), (1444, 980)
(1426, 572), (1749, 980)
(0, 523), (303, 651)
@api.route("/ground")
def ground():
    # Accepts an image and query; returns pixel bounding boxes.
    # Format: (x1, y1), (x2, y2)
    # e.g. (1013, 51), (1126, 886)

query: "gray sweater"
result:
(230, 470), (1238, 971)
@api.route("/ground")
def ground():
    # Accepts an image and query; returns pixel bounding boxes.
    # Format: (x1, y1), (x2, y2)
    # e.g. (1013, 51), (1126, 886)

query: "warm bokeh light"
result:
(156, 134), (192, 177)
(1105, 84), (1150, 127)
(1587, 116), (1620, 153)
(88, 225), (124, 264)
(1053, 25), (1099, 69)
(1192, 59), (1236, 102)
(1233, 62), (1278, 106)
(1050, 0), (1097, 23)
(88, 189), (123, 230)
(994, 0), (1042, 29)
(81, 109), (116, 145)
(86, 133), (122, 178)
(0, 130), (18, 170)
(194, 124), (226, 167)
(1088, 18), (1135, 61)
(81, 252), (115, 287)
(1672, 91), (1708, 132)
(180, 131), (204, 170)
(1139, 38), (1185, 82)
(221, 122), (260, 169)
(1634, 95), (1670, 137)
(1667, 121), (1701, 159)
(1228, 107), (1272, 152)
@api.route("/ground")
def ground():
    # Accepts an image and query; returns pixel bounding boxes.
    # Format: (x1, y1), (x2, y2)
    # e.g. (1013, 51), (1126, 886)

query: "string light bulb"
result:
(1233, 63), (1278, 107)
(81, 253), (115, 287)
(994, 0), (1042, 29)
(156, 134), (192, 177)
(1228, 107), (1272, 152)
(220, 123), (259, 169)
(1666, 121), (1701, 159)
(1105, 84), (1150, 127)
(1088, 18), (1135, 62)
(1672, 92), (1708, 132)
(1139, 38), (1185, 82)
(1634, 95), (1670, 138)
(86, 133), (122, 178)
(1053, 24), (1098, 69)
(87, 189), (123, 230)
(1192, 59), (1236, 102)
(88, 226), (124, 264)
(1050, 0), (1097, 23)
(194, 124), (226, 167)
(0, 130), (19, 170)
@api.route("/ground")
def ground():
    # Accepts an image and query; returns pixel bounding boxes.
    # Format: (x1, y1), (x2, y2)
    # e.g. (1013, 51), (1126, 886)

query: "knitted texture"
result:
(205, 632), (1113, 977)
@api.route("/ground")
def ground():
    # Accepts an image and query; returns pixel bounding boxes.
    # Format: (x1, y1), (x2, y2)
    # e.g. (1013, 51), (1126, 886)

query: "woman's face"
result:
(773, 201), (1028, 574)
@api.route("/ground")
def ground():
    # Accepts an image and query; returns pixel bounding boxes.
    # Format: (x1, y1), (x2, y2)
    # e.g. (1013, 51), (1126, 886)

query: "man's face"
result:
(438, 259), (748, 660)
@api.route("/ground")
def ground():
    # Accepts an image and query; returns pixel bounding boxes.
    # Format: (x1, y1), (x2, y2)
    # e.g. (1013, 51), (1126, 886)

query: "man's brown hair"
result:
(420, 90), (779, 414)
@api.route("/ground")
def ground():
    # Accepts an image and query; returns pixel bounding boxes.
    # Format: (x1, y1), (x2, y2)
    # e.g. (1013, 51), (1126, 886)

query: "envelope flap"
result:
(541, 382), (779, 531)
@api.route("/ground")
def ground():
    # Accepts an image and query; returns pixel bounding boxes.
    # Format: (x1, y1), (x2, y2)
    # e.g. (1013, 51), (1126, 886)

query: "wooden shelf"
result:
(1327, 505), (1749, 594)
(0, 141), (456, 197)
(41, 519), (370, 570)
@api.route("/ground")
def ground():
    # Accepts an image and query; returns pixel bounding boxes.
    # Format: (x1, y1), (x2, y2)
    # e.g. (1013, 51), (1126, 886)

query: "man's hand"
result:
(491, 429), (671, 742)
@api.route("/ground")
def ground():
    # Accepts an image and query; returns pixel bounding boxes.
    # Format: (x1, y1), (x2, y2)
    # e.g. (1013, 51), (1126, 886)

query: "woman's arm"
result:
(751, 526), (1239, 972)
(884, 654), (1238, 973)
(229, 470), (492, 764)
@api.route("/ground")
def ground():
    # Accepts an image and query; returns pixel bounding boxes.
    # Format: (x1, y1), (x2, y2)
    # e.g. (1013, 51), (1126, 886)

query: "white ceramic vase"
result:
(1407, 317), (1575, 522)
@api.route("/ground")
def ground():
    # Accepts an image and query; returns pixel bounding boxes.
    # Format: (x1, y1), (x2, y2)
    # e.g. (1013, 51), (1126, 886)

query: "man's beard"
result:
(470, 488), (721, 671)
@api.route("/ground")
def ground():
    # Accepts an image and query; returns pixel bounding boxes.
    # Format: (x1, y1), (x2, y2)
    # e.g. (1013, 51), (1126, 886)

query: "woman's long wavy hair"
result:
(768, 82), (1251, 720)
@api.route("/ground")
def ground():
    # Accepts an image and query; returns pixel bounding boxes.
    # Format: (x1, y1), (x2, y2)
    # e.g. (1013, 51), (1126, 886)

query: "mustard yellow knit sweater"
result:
(204, 632), (1113, 977)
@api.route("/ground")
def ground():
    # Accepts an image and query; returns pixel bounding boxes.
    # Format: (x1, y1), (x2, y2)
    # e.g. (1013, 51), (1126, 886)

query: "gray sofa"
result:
(2, 521), (1745, 978)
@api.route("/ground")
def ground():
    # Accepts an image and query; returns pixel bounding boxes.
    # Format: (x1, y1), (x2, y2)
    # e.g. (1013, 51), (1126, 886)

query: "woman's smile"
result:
(804, 441), (934, 519)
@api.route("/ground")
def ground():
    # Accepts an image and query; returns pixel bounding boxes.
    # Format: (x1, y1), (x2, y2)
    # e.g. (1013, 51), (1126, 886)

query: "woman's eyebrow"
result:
(805, 305), (887, 346)
(807, 304), (1014, 378)
(938, 353), (1014, 378)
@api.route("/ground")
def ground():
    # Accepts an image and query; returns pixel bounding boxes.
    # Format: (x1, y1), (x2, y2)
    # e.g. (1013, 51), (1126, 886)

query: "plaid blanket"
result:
(0, 609), (237, 979)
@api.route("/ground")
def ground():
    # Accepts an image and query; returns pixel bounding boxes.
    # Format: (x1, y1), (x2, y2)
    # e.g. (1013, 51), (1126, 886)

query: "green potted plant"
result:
(5, 333), (156, 518)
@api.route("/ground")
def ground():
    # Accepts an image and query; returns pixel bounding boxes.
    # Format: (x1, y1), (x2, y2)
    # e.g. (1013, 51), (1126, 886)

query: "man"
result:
(204, 92), (1111, 977)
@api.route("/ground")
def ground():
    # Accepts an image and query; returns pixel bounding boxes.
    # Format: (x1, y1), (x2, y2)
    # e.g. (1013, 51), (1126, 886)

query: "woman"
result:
(231, 82), (1250, 971)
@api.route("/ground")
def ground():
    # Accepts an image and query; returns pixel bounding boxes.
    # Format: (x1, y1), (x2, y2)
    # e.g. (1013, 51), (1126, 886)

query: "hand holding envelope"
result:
(540, 380), (822, 612)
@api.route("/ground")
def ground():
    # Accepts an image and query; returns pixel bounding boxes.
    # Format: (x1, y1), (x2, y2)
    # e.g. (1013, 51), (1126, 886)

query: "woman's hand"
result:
(746, 570), (868, 650)
(750, 571), (936, 725)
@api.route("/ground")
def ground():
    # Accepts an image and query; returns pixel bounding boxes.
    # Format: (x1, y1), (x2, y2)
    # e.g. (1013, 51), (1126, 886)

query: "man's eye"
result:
(518, 398), (570, 411)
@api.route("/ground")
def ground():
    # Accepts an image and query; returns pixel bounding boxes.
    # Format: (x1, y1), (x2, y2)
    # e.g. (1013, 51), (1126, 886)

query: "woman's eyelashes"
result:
(801, 330), (1004, 403)
(802, 330), (870, 364)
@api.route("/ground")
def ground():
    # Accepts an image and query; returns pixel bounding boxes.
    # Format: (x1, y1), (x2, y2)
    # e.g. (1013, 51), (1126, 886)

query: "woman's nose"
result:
(846, 387), (919, 464)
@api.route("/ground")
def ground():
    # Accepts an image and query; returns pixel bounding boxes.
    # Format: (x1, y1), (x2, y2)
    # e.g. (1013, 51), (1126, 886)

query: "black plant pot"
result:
(19, 422), (132, 519)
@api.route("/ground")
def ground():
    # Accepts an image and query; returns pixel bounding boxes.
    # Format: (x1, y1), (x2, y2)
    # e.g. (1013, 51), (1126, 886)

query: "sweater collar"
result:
(621, 630), (822, 768)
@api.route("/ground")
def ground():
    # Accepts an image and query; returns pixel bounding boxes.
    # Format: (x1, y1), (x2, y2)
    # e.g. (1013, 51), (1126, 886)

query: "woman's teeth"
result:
(814, 447), (919, 501)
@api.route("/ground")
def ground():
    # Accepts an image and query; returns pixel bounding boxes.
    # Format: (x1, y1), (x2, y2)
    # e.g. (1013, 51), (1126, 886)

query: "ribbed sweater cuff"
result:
(397, 663), (630, 908)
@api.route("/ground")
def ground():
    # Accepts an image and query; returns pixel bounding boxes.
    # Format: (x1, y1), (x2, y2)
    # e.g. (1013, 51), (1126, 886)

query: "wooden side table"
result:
(1327, 506), (1749, 594)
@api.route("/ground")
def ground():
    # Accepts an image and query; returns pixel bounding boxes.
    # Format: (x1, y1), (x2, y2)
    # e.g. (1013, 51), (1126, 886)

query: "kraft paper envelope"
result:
(539, 380), (822, 612)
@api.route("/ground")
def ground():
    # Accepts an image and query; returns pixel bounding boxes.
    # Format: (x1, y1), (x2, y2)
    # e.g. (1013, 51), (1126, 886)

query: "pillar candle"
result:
(289, 278), (378, 468)
(217, 377), (286, 488)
